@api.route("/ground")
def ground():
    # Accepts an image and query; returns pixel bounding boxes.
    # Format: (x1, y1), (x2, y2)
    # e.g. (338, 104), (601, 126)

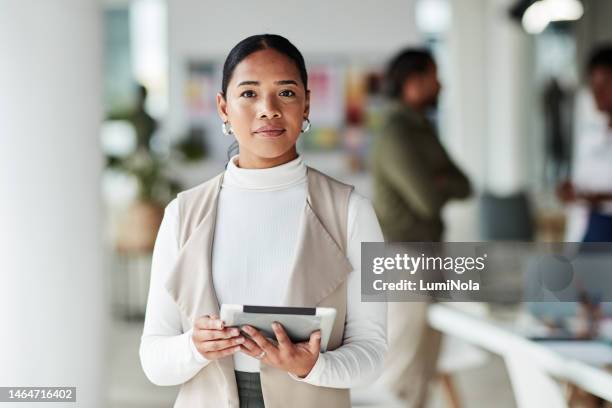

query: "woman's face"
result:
(217, 48), (310, 168)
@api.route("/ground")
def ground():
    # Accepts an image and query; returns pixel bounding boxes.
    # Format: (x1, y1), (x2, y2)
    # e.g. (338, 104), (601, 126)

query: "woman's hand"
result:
(192, 314), (245, 360)
(239, 322), (320, 378)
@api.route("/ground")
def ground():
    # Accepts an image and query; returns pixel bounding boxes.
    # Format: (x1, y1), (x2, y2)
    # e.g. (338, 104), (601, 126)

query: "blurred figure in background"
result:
(108, 83), (158, 150)
(542, 77), (571, 185)
(558, 45), (612, 242)
(371, 49), (471, 408)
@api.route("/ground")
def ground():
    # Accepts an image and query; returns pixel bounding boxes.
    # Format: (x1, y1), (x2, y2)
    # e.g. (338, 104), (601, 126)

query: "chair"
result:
(480, 192), (534, 241)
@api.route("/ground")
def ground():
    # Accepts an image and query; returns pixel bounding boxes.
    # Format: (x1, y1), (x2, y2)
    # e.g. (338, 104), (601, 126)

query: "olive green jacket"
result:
(371, 102), (471, 242)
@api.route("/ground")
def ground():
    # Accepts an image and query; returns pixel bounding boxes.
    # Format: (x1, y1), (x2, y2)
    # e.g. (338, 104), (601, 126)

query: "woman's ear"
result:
(216, 92), (228, 122)
(304, 89), (311, 118)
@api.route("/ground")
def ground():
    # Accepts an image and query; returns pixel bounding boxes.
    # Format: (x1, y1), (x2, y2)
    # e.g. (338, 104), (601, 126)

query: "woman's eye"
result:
(279, 89), (295, 97)
(240, 90), (256, 98)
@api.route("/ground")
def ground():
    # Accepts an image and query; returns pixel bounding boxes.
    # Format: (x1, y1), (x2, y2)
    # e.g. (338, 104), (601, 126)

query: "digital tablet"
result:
(220, 304), (336, 352)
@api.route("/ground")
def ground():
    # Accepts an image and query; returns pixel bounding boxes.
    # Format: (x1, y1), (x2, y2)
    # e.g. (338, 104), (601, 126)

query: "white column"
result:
(0, 1), (106, 407)
(484, 0), (533, 196)
(446, 0), (489, 190)
(448, 0), (533, 196)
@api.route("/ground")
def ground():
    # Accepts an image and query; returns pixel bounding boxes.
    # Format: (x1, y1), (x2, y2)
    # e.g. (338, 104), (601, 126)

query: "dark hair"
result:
(221, 34), (308, 97)
(384, 48), (435, 99)
(587, 44), (612, 73)
(222, 34), (308, 162)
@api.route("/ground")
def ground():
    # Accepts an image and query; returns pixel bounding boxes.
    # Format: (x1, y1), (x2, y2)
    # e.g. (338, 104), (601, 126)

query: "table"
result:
(428, 303), (612, 402)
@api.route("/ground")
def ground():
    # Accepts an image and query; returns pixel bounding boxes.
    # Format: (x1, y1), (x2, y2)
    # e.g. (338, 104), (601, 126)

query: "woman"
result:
(139, 34), (387, 408)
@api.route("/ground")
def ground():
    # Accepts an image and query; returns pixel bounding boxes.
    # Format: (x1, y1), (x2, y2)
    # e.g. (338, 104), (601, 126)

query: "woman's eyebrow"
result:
(275, 80), (298, 86)
(237, 80), (259, 87)
(236, 80), (298, 87)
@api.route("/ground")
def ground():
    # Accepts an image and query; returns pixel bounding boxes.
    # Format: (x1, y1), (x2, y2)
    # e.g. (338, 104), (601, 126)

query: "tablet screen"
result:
(235, 313), (321, 343)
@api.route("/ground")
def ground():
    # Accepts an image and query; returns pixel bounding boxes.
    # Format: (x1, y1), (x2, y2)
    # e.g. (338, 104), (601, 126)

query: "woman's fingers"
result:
(199, 336), (245, 352)
(203, 345), (242, 360)
(194, 327), (240, 342)
(234, 326), (320, 377)
(241, 336), (260, 352)
(191, 315), (250, 361)
(308, 330), (321, 354)
(242, 325), (276, 354)
(271, 322), (292, 348)
(194, 314), (225, 330)
(239, 336), (263, 358)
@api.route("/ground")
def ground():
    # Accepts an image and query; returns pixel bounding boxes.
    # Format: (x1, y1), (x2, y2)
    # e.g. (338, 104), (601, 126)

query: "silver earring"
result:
(222, 121), (233, 135)
(301, 118), (311, 133)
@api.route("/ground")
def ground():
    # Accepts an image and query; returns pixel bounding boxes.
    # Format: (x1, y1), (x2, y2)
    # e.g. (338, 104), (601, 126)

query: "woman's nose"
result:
(257, 96), (282, 119)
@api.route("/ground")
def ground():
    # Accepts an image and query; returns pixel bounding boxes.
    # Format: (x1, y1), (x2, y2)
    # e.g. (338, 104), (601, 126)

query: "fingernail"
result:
(241, 325), (251, 333)
(272, 322), (279, 329)
(232, 329), (240, 336)
(237, 337), (244, 343)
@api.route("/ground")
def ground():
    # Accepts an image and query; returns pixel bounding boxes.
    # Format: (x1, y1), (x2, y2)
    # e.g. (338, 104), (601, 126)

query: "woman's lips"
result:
(253, 128), (286, 137)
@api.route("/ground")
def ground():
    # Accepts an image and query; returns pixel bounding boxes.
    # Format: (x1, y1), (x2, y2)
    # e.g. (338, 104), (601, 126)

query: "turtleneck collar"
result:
(223, 154), (307, 191)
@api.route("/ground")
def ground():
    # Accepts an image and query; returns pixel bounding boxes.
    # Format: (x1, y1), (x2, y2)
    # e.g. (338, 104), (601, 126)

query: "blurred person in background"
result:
(139, 34), (387, 408)
(371, 48), (471, 408)
(558, 45), (612, 242)
(107, 83), (158, 150)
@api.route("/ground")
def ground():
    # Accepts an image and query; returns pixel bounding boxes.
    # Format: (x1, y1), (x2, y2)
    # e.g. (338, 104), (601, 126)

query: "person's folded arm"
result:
(378, 122), (446, 219)
(437, 156), (472, 200)
(288, 193), (388, 388)
(139, 199), (210, 386)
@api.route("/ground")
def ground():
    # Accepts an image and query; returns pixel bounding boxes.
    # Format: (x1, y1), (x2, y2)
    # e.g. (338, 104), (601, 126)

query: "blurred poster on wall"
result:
(303, 60), (345, 150)
(186, 61), (218, 122)
(345, 65), (370, 126)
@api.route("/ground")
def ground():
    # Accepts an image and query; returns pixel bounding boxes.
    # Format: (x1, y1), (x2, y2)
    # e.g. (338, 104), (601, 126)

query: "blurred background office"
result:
(2, 0), (612, 407)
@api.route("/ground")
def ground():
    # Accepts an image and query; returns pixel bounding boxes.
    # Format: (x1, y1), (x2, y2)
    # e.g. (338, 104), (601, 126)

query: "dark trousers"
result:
(583, 211), (612, 242)
(235, 371), (265, 408)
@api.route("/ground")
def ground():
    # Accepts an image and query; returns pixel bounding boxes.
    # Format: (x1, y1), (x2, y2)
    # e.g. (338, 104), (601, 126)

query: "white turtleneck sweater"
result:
(139, 155), (387, 389)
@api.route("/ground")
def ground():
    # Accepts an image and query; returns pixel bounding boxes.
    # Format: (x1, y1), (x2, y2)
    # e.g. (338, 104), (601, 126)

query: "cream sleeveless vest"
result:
(164, 166), (354, 407)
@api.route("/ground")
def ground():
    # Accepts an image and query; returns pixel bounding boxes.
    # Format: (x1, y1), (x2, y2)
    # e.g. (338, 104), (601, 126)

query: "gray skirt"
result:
(235, 371), (265, 408)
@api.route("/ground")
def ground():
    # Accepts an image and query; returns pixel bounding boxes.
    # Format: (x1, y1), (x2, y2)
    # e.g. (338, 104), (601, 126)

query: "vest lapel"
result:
(165, 175), (223, 323)
(165, 173), (238, 407)
(282, 169), (354, 307)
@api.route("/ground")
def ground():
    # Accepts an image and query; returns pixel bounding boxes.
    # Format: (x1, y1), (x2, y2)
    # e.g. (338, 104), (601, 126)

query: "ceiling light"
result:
(521, 0), (583, 34)
(522, 1), (550, 34)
